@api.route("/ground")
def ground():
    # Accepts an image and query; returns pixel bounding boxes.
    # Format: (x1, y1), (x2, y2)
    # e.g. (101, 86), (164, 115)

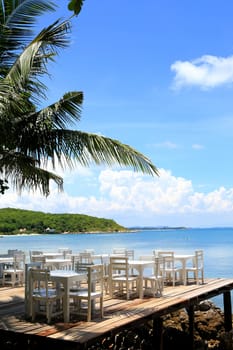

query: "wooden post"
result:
(153, 316), (163, 350)
(223, 290), (232, 332)
(187, 304), (195, 350)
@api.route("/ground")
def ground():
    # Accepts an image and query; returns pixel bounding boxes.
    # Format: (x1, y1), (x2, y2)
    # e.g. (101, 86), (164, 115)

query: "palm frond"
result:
(0, 79), (29, 122)
(37, 91), (83, 129)
(1, 0), (56, 30)
(47, 130), (159, 177)
(0, 0), (56, 72)
(0, 149), (63, 195)
(5, 19), (71, 103)
(0, 91), (83, 163)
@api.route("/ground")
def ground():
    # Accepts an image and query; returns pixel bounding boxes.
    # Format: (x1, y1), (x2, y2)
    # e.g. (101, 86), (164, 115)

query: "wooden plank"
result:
(0, 316), (51, 334)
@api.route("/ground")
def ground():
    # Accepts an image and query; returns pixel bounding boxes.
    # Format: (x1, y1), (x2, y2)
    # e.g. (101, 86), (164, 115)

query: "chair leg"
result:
(152, 280), (157, 296)
(100, 296), (104, 318)
(87, 298), (91, 322)
(157, 279), (163, 296)
(47, 304), (51, 324)
(31, 303), (35, 321)
(126, 284), (129, 300)
(195, 270), (199, 285)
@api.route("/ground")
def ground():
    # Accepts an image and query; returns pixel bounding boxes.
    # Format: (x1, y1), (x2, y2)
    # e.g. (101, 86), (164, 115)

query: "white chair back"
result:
(79, 251), (93, 263)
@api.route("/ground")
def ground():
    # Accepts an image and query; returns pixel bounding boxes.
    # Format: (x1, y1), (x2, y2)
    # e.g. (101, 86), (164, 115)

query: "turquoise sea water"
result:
(0, 227), (232, 308)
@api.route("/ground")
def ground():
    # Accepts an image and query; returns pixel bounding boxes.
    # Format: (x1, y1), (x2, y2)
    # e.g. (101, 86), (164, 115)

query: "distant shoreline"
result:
(0, 227), (188, 236)
(0, 229), (132, 236)
(128, 226), (187, 231)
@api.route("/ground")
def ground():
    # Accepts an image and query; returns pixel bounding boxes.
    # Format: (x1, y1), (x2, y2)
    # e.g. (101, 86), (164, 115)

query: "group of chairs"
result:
(0, 250), (25, 287)
(26, 262), (104, 324)
(108, 249), (204, 299)
(29, 248), (73, 266)
(25, 248), (204, 324)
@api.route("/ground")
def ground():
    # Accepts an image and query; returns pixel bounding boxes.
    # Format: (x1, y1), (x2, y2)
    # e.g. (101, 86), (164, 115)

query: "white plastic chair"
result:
(24, 262), (43, 318)
(69, 264), (104, 321)
(2, 252), (25, 287)
(79, 251), (93, 264)
(29, 251), (43, 262)
(109, 256), (139, 300)
(0, 263), (4, 286)
(139, 255), (155, 275)
(71, 254), (80, 271)
(112, 248), (127, 255)
(126, 249), (134, 259)
(30, 254), (46, 268)
(58, 248), (72, 258)
(185, 250), (204, 285)
(70, 259), (93, 292)
(143, 257), (165, 297)
(157, 251), (181, 286)
(29, 268), (64, 323)
(99, 255), (110, 295)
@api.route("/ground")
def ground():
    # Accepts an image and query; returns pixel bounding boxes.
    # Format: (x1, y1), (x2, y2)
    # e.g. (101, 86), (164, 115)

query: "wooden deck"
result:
(0, 277), (233, 349)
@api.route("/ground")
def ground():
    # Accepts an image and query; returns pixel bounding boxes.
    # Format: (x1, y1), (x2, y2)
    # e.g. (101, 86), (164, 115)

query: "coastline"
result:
(0, 226), (190, 236)
(0, 229), (133, 236)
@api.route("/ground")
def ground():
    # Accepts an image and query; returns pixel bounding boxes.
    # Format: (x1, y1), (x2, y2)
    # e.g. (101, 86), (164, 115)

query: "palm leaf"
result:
(5, 19), (71, 103)
(52, 130), (159, 176)
(0, 149), (63, 195)
(37, 91), (83, 128)
(0, 0), (56, 73)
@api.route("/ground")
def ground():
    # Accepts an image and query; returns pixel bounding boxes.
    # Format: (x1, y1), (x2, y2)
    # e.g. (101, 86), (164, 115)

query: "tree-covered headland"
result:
(0, 208), (127, 235)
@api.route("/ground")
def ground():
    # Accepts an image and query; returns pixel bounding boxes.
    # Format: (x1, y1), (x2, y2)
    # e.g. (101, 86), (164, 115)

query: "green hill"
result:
(0, 208), (127, 235)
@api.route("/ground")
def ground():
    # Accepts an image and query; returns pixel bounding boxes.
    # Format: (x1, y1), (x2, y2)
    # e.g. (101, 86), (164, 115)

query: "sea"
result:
(0, 226), (232, 309)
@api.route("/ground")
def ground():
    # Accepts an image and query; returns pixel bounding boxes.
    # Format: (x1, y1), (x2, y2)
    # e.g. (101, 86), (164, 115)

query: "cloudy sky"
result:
(2, 0), (233, 228)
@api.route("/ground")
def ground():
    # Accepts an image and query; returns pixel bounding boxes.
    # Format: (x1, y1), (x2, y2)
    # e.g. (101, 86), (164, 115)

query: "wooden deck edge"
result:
(0, 278), (232, 347)
(48, 278), (233, 344)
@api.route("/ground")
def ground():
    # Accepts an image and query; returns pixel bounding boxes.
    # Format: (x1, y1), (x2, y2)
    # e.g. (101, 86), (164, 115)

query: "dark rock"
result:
(85, 300), (232, 349)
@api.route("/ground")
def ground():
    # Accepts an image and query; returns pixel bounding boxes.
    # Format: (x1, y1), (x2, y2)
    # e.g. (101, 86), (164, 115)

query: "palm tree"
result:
(0, 0), (159, 196)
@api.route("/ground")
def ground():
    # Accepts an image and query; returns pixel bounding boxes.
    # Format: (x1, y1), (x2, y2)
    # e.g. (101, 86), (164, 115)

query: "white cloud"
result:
(171, 55), (233, 90)
(192, 144), (204, 150)
(1, 168), (233, 227)
(153, 141), (179, 149)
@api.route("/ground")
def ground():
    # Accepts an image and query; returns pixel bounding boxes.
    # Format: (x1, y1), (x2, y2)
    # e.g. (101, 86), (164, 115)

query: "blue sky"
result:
(2, 0), (233, 228)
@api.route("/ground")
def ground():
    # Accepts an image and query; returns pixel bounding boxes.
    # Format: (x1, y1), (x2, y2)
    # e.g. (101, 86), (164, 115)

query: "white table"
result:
(31, 252), (64, 263)
(45, 258), (72, 270)
(42, 252), (64, 259)
(0, 257), (14, 279)
(92, 253), (109, 263)
(128, 260), (154, 298)
(50, 269), (87, 322)
(0, 257), (14, 264)
(174, 254), (195, 285)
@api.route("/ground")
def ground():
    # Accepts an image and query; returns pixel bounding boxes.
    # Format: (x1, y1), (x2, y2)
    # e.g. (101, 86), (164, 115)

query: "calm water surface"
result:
(1, 227), (232, 308)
